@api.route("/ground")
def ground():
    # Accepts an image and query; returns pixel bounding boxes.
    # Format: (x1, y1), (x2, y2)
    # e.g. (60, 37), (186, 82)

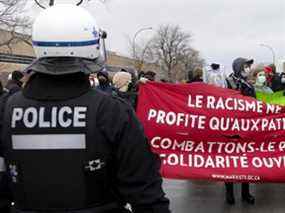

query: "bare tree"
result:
(179, 48), (205, 81)
(0, 0), (32, 52)
(148, 25), (193, 81)
(128, 37), (154, 72)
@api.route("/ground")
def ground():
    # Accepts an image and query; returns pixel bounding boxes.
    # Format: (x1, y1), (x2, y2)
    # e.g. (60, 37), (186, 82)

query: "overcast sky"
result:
(28, 0), (285, 70)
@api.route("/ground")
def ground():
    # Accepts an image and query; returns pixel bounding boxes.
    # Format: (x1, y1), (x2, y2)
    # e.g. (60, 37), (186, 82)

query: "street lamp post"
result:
(260, 43), (276, 65)
(132, 27), (153, 59)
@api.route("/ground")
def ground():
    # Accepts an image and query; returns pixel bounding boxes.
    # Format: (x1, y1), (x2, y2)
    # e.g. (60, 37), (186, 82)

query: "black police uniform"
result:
(0, 70), (170, 213)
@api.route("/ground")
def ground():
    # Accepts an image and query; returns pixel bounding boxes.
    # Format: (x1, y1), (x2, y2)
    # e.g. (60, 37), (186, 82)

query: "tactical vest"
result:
(2, 90), (119, 211)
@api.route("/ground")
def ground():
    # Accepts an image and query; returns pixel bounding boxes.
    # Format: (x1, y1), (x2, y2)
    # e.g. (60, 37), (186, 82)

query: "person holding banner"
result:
(252, 65), (273, 94)
(205, 63), (227, 88)
(225, 57), (256, 205)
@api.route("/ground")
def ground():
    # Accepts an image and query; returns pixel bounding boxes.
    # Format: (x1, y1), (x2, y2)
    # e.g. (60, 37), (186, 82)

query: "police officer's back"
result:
(0, 4), (170, 213)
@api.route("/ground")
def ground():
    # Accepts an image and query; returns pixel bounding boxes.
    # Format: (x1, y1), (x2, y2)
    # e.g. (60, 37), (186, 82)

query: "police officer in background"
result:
(225, 57), (256, 205)
(0, 4), (170, 213)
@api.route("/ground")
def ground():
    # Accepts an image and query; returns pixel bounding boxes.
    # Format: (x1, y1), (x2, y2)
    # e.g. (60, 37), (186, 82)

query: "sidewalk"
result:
(163, 179), (285, 213)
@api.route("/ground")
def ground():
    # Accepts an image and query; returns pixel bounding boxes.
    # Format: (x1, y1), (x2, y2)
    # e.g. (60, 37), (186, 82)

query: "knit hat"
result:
(97, 69), (109, 79)
(264, 66), (273, 74)
(112, 71), (132, 89)
(210, 63), (220, 70)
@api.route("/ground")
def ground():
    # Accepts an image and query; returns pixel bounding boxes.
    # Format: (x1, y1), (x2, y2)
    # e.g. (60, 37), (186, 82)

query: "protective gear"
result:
(32, 4), (100, 60)
(0, 3), (170, 212)
(1, 73), (170, 213)
(256, 75), (266, 85)
(32, 4), (103, 74)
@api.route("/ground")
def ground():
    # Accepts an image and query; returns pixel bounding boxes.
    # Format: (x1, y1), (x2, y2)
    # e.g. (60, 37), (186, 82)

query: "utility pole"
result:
(260, 43), (276, 65)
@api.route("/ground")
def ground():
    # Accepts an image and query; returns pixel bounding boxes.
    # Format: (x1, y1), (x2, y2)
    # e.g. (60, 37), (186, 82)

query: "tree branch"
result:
(34, 0), (46, 9)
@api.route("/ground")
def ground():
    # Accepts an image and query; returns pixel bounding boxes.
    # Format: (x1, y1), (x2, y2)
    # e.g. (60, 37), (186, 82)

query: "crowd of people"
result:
(88, 56), (285, 206)
(195, 58), (285, 205)
(201, 61), (283, 96)
(1, 3), (285, 213)
(1, 56), (284, 210)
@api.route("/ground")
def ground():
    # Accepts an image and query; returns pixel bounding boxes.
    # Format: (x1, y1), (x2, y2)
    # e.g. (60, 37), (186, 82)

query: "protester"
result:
(264, 66), (274, 87)
(89, 73), (99, 88)
(267, 64), (281, 91)
(252, 65), (273, 94)
(225, 57), (255, 205)
(112, 71), (137, 108)
(0, 4), (170, 213)
(144, 70), (156, 81)
(160, 79), (168, 83)
(188, 67), (203, 83)
(96, 68), (114, 94)
(278, 72), (285, 92)
(205, 63), (226, 88)
(4, 70), (24, 95)
(271, 65), (285, 92)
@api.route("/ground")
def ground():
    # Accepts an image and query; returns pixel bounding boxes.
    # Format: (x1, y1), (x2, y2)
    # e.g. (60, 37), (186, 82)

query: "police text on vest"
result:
(12, 107), (87, 128)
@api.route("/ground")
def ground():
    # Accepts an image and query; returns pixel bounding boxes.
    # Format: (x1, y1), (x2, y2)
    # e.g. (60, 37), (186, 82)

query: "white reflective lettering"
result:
(12, 108), (23, 128)
(12, 106), (87, 128)
(58, 107), (72, 128)
(0, 157), (6, 172)
(12, 134), (86, 150)
(39, 107), (50, 128)
(74, 107), (87, 127)
(51, 107), (57, 128)
(23, 107), (38, 128)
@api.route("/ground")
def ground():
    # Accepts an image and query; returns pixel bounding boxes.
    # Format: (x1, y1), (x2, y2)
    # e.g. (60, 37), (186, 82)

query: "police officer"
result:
(0, 4), (170, 213)
(225, 57), (256, 205)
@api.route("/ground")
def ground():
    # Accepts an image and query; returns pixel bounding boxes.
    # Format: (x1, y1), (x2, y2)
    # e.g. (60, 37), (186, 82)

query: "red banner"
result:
(136, 82), (285, 183)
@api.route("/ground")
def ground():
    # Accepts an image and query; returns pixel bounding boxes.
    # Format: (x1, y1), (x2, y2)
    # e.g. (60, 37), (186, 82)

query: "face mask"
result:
(281, 78), (285, 84)
(257, 76), (266, 85)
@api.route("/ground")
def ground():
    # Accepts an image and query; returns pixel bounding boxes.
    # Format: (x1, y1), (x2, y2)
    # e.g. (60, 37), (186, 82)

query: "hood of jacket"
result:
(232, 57), (254, 77)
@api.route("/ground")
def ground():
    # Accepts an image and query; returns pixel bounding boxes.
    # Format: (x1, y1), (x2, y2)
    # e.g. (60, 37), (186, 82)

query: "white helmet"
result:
(32, 4), (100, 60)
